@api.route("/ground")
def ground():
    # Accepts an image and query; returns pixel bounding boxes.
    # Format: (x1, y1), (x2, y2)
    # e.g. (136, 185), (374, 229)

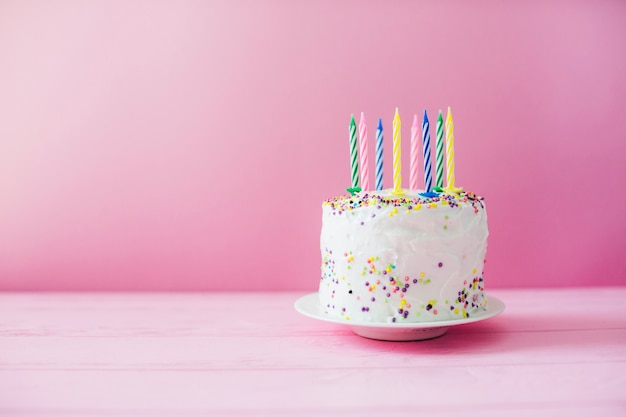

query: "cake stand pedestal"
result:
(350, 324), (448, 341)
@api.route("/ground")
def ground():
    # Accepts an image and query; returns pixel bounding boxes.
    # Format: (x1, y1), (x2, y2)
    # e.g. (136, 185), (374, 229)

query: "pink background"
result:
(1, 0), (625, 291)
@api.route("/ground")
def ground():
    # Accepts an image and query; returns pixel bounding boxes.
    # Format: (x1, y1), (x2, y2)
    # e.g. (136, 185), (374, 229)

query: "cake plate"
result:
(294, 293), (505, 341)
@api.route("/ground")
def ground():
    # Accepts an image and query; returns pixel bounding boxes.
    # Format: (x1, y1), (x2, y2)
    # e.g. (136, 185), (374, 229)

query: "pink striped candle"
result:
(358, 112), (369, 191)
(410, 114), (420, 190)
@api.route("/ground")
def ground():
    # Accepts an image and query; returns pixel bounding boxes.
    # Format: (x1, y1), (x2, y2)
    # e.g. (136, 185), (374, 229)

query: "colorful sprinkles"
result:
(321, 247), (486, 322)
(323, 190), (484, 214)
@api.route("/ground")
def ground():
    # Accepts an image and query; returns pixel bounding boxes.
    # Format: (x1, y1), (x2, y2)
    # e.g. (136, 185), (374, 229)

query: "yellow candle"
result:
(392, 108), (403, 194)
(445, 107), (455, 189)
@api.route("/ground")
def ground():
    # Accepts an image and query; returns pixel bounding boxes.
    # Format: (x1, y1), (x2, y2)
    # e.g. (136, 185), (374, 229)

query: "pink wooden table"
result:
(1, 288), (625, 416)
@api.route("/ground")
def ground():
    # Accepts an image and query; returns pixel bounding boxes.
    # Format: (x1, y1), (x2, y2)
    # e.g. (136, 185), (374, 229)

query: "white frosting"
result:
(319, 189), (488, 323)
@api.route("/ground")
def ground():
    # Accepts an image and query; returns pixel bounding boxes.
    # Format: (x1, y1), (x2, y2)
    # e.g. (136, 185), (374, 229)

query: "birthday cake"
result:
(319, 189), (488, 323)
(318, 108), (489, 323)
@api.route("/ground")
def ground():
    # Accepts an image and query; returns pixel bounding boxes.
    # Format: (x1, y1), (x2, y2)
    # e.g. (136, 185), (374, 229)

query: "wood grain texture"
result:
(0, 288), (625, 416)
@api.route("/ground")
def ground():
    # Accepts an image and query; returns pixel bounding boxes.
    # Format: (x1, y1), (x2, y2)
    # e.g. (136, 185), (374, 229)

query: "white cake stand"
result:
(294, 293), (505, 341)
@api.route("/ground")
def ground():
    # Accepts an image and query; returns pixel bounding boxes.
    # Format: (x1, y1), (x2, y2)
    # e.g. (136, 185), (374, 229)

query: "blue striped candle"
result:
(375, 118), (384, 190)
(422, 110), (432, 193)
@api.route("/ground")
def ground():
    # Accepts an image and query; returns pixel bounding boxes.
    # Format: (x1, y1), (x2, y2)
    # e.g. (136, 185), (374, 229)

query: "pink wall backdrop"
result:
(1, 0), (625, 291)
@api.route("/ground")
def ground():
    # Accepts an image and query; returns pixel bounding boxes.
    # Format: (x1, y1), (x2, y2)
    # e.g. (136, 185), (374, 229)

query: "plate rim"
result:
(294, 292), (505, 329)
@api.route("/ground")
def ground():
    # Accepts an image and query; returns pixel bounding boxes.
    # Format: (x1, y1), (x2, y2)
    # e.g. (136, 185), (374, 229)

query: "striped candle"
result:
(349, 114), (359, 190)
(410, 114), (420, 190)
(375, 118), (384, 191)
(358, 112), (369, 191)
(445, 107), (455, 189)
(392, 108), (402, 193)
(435, 110), (444, 189)
(422, 110), (432, 192)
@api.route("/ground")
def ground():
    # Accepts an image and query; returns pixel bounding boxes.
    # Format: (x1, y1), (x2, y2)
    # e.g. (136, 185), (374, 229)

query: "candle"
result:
(349, 114), (360, 191)
(392, 108), (402, 194)
(435, 110), (444, 189)
(445, 107), (455, 189)
(410, 114), (420, 190)
(358, 112), (369, 191)
(375, 118), (384, 191)
(422, 110), (432, 193)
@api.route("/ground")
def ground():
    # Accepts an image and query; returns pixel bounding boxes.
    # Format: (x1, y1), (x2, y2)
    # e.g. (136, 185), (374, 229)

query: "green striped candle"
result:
(349, 114), (360, 191)
(435, 110), (444, 189)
